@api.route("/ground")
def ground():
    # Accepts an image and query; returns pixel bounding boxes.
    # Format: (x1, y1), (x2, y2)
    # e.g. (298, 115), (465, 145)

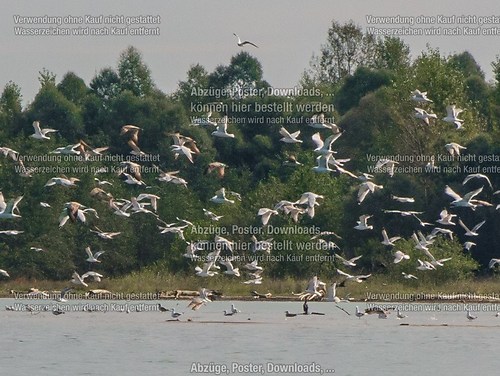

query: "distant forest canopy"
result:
(1, 20), (500, 283)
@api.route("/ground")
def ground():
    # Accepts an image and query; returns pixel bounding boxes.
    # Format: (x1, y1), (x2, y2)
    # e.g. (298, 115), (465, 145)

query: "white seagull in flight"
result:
(411, 89), (433, 103)
(210, 188), (236, 204)
(444, 185), (483, 209)
(44, 176), (80, 187)
(31, 121), (58, 140)
(354, 215), (373, 230)
(445, 142), (467, 157)
(0, 269), (10, 277)
(0, 146), (19, 161)
(311, 132), (342, 155)
(233, 33), (258, 48)
(279, 127), (302, 144)
(85, 247), (105, 263)
(462, 173), (493, 189)
(443, 105), (464, 129)
(219, 259), (240, 277)
(299, 275), (325, 300)
(0, 195), (23, 219)
(0, 230), (24, 235)
(70, 271), (88, 287)
(335, 254), (362, 267)
(337, 269), (372, 283)
(381, 228), (401, 247)
(81, 271), (104, 282)
(414, 108), (437, 125)
(458, 219), (485, 236)
(402, 272), (418, 280)
(170, 144), (195, 163)
(463, 241), (476, 251)
(212, 116), (235, 138)
(187, 288), (213, 310)
(391, 195), (415, 203)
(358, 181), (383, 204)
(257, 208), (278, 225)
(308, 113), (341, 132)
(375, 158), (399, 177)
(90, 227), (121, 240)
(312, 154), (334, 174)
(393, 251), (410, 264)
(436, 208), (457, 226)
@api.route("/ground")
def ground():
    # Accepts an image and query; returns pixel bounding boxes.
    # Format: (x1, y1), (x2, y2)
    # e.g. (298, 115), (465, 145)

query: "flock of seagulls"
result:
(1, 29), (500, 324)
(270, 87), (500, 301)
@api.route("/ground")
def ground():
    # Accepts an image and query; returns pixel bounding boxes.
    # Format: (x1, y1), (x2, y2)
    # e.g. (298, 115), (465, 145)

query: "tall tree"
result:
(175, 64), (209, 108)
(334, 67), (393, 114)
(375, 37), (411, 72)
(57, 72), (88, 105)
(28, 84), (84, 139)
(310, 20), (378, 84)
(117, 46), (154, 97)
(38, 68), (56, 88)
(208, 52), (268, 99)
(90, 67), (121, 103)
(0, 81), (23, 136)
(449, 51), (484, 79)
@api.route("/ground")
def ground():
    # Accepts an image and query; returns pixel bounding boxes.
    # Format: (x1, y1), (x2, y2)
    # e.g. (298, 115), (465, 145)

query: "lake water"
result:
(1, 299), (499, 375)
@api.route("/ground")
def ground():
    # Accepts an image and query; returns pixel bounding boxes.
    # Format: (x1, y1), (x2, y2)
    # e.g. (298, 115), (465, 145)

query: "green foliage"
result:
(38, 68), (56, 88)
(374, 37), (411, 72)
(0, 81), (22, 116)
(57, 72), (89, 105)
(334, 67), (393, 115)
(0, 81), (23, 137)
(90, 67), (121, 102)
(313, 20), (378, 84)
(207, 52), (269, 98)
(117, 46), (155, 97)
(27, 84), (84, 139)
(175, 64), (210, 108)
(449, 51), (484, 79)
(0, 39), (499, 291)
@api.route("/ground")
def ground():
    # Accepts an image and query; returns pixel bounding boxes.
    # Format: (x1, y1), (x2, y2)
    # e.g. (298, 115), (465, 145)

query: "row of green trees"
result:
(1, 21), (500, 284)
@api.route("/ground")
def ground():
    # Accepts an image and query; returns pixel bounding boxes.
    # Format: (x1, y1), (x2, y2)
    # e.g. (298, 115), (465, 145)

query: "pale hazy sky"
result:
(1, 0), (499, 105)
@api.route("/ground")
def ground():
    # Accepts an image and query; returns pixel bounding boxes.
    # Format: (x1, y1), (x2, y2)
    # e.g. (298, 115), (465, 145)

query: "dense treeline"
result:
(1, 22), (500, 284)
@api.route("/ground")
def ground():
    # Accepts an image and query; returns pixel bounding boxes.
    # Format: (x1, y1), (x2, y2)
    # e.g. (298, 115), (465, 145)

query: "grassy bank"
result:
(2, 270), (500, 300)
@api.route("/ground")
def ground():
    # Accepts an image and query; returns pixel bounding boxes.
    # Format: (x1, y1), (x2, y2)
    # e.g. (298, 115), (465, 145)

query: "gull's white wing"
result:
(452, 106), (463, 117)
(94, 251), (105, 259)
(381, 229), (390, 243)
(0, 192), (5, 212)
(458, 219), (470, 232)
(32, 121), (44, 136)
(335, 254), (348, 263)
(472, 220), (486, 232)
(324, 132), (342, 147)
(85, 247), (93, 258)
(444, 186), (462, 201)
(311, 132), (324, 149)
(462, 187), (483, 202)
(336, 268), (353, 278)
(279, 127), (291, 138)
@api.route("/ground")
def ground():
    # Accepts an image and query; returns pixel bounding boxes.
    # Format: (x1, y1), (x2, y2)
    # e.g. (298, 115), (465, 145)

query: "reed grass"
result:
(2, 272), (500, 300)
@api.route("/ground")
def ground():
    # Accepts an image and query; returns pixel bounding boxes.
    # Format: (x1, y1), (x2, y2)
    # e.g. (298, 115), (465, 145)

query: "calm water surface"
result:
(1, 299), (499, 376)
